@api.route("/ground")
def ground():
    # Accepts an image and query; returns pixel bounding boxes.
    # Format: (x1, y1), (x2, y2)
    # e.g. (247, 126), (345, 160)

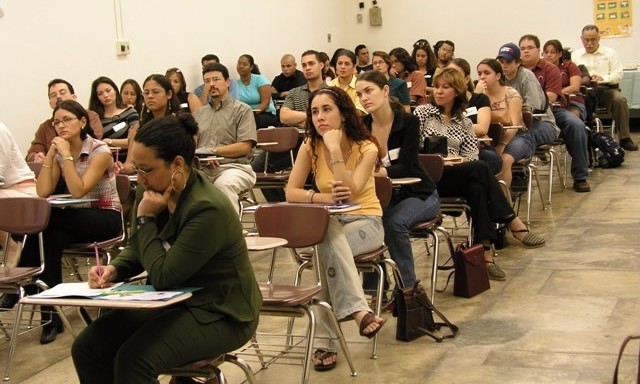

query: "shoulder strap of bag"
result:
(613, 335), (640, 384)
(413, 282), (458, 342)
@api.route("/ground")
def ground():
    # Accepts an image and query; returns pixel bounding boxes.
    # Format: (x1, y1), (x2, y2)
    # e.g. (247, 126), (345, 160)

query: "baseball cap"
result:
(497, 43), (520, 62)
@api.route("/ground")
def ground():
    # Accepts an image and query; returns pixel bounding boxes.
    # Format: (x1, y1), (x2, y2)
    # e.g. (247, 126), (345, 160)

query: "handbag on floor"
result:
(392, 280), (458, 342)
(438, 242), (490, 298)
(613, 335), (640, 384)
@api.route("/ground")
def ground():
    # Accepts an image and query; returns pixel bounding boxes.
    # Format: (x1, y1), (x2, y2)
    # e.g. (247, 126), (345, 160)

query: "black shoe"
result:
(573, 180), (591, 193)
(39, 323), (64, 345)
(620, 138), (638, 151)
(0, 294), (18, 309)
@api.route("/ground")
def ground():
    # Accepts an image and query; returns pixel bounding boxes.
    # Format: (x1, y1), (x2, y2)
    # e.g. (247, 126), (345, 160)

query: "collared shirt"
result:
(329, 75), (367, 113)
(55, 135), (120, 211)
(573, 45), (623, 84)
(194, 96), (257, 164)
(413, 104), (479, 161)
(282, 82), (328, 113)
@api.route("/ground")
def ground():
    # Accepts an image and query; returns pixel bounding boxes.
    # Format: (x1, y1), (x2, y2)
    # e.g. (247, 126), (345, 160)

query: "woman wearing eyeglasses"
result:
(0, 100), (122, 344)
(371, 51), (411, 112)
(166, 67), (202, 114)
(72, 114), (261, 383)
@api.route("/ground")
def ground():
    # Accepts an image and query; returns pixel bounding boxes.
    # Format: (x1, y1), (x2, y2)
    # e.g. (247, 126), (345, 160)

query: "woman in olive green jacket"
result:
(72, 114), (261, 384)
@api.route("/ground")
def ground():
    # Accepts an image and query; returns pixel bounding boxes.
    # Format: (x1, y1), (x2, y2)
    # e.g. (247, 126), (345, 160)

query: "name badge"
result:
(388, 147), (400, 161)
(112, 121), (127, 132)
(464, 106), (478, 117)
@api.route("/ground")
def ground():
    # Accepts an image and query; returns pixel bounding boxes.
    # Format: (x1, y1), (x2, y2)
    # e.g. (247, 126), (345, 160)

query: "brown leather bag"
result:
(438, 243), (490, 298)
(453, 243), (490, 298)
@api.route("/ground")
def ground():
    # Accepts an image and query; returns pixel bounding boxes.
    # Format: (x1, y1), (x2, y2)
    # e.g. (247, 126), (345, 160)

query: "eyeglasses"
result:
(413, 39), (430, 48)
(204, 77), (224, 84)
(51, 117), (78, 128)
(130, 162), (168, 177)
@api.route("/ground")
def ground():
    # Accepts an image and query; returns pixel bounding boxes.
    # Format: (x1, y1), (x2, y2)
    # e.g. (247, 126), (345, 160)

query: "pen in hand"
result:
(94, 242), (102, 279)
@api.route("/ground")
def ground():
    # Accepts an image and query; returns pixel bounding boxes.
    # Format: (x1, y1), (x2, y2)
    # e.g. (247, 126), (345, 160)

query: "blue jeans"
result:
(383, 192), (440, 287)
(552, 108), (590, 181)
(504, 131), (535, 161)
(530, 120), (559, 147)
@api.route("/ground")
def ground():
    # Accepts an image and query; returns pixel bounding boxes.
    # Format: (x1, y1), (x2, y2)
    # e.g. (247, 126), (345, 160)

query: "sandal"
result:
(313, 349), (337, 372)
(358, 312), (387, 339)
(511, 229), (545, 248)
(486, 261), (506, 281)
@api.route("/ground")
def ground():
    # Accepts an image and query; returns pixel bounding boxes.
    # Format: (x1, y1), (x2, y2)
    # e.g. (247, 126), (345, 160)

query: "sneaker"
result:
(486, 261), (506, 281)
(620, 138), (638, 151)
(573, 180), (591, 193)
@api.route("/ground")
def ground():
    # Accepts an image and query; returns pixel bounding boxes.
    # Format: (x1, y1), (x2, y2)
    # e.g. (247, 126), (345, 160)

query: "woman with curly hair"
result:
(286, 86), (386, 371)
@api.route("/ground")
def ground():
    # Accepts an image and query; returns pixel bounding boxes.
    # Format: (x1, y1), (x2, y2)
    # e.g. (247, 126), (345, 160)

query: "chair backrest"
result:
(0, 197), (50, 235)
(374, 176), (393, 209)
(418, 154), (444, 183)
(115, 174), (131, 204)
(27, 162), (43, 177)
(254, 204), (330, 248)
(256, 127), (300, 153)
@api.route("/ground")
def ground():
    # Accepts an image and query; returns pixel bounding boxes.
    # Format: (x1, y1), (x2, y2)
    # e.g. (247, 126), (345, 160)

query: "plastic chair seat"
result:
(260, 284), (322, 307)
(353, 245), (388, 264)
(0, 267), (43, 283)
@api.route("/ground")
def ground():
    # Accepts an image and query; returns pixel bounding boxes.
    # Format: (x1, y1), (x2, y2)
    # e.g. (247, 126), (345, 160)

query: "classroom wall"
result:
(1, 0), (638, 152)
(344, 0), (640, 72)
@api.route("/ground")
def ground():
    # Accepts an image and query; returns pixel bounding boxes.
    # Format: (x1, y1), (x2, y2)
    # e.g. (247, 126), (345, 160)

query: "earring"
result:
(170, 170), (186, 192)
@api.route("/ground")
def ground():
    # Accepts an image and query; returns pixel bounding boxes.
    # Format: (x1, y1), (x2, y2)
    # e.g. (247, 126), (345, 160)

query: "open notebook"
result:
(29, 282), (199, 301)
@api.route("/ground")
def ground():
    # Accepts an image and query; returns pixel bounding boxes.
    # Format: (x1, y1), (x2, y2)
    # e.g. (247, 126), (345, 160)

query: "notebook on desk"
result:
(30, 282), (199, 301)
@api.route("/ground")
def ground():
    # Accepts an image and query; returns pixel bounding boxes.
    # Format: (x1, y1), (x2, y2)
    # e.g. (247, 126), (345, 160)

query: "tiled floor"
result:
(2, 136), (640, 383)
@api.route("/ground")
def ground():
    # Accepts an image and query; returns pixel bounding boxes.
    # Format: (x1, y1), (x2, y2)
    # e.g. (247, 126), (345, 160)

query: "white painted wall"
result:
(1, 0), (638, 153)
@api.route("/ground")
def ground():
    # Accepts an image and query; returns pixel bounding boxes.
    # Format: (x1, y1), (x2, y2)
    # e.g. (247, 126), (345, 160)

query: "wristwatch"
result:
(136, 216), (156, 229)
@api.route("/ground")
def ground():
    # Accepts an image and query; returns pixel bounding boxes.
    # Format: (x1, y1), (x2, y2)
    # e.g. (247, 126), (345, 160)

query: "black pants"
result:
(436, 161), (513, 244)
(72, 308), (258, 384)
(19, 208), (121, 322)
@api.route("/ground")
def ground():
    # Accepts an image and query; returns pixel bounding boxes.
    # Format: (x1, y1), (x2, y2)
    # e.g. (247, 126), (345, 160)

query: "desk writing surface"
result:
(245, 236), (288, 251)
(242, 202), (361, 214)
(390, 177), (421, 186)
(20, 292), (192, 309)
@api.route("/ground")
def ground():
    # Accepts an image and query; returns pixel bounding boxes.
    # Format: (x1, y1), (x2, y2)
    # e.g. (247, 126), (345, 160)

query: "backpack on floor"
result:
(590, 131), (624, 168)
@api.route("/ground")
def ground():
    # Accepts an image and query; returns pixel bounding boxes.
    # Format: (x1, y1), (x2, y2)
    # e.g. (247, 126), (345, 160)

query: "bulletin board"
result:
(595, 0), (632, 37)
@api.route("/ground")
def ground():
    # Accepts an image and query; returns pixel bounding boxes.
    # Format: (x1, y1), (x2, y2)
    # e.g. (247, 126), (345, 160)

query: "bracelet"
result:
(42, 163), (52, 168)
(305, 189), (313, 203)
(136, 216), (156, 229)
(310, 191), (316, 203)
(63, 156), (74, 162)
(329, 158), (344, 165)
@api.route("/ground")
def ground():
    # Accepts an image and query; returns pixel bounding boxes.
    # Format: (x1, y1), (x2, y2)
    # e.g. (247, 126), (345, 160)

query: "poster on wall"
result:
(595, 0), (632, 37)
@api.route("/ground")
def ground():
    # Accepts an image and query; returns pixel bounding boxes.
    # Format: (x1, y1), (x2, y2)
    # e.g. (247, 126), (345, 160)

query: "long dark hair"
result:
(389, 47), (417, 74)
(305, 86), (381, 172)
(88, 76), (125, 118)
(543, 39), (565, 64)
(412, 39), (437, 73)
(140, 74), (180, 127)
(357, 70), (403, 112)
(165, 67), (188, 95)
(477, 58), (507, 86)
(135, 113), (198, 166)
(52, 100), (94, 140)
(120, 78), (144, 114)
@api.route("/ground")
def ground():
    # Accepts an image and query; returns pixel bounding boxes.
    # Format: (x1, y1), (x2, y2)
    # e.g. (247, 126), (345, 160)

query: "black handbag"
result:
(392, 280), (458, 342)
(423, 136), (448, 156)
(438, 242), (490, 298)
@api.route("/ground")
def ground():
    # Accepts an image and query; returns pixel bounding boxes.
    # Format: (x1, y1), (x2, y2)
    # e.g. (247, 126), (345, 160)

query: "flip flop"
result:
(313, 349), (337, 372)
(358, 312), (387, 339)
